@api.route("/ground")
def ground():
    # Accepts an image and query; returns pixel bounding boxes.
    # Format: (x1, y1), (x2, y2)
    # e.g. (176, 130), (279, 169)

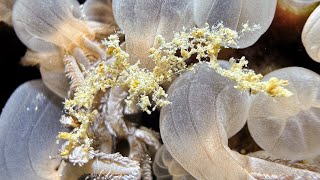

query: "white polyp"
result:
(193, 0), (277, 48)
(83, 0), (114, 24)
(21, 50), (69, 98)
(12, 0), (91, 52)
(248, 67), (320, 160)
(153, 145), (195, 180)
(82, 0), (118, 39)
(160, 64), (320, 179)
(302, 5), (320, 62)
(0, 80), (66, 179)
(112, 0), (195, 70)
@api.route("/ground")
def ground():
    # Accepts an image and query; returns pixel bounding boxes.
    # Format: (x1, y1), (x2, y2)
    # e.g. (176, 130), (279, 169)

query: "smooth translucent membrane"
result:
(248, 67), (320, 160)
(12, 0), (88, 52)
(22, 50), (69, 98)
(112, 0), (194, 70)
(193, 0), (277, 48)
(83, 0), (114, 24)
(160, 63), (320, 179)
(0, 80), (65, 179)
(153, 145), (195, 180)
(302, 4), (320, 62)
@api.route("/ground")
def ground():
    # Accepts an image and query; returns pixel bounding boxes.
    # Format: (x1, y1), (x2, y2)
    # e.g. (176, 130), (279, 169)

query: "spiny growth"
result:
(57, 23), (292, 164)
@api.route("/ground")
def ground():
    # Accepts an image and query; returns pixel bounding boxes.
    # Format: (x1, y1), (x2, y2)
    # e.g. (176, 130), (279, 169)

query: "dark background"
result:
(0, 22), (40, 112)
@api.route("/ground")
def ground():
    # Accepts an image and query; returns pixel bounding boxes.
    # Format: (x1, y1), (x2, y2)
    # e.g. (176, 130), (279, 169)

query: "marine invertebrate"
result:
(153, 145), (195, 180)
(83, 0), (119, 40)
(12, 0), (113, 97)
(112, 0), (277, 71)
(193, 0), (277, 48)
(56, 23), (293, 178)
(21, 50), (70, 98)
(112, 0), (195, 71)
(302, 3), (320, 62)
(248, 67), (320, 160)
(0, 80), (65, 179)
(160, 63), (320, 179)
(12, 0), (82, 53)
(2, 0), (320, 179)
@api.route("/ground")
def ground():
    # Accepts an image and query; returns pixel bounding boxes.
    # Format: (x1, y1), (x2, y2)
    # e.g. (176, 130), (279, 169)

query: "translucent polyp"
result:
(193, 0), (277, 48)
(153, 145), (196, 180)
(22, 50), (69, 98)
(12, 0), (93, 53)
(248, 67), (320, 160)
(0, 80), (66, 179)
(112, 0), (194, 71)
(160, 63), (250, 178)
(160, 64), (320, 179)
(83, 0), (114, 24)
(302, 5), (320, 62)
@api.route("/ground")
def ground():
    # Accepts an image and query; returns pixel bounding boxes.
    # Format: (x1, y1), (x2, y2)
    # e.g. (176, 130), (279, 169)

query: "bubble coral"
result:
(193, 0), (277, 48)
(153, 145), (195, 180)
(0, 80), (65, 179)
(12, 0), (108, 97)
(160, 63), (320, 179)
(302, 3), (320, 62)
(248, 67), (320, 160)
(1, 0), (320, 179)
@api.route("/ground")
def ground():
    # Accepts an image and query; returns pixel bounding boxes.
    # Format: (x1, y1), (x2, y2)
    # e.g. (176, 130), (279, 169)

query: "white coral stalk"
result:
(68, 145), (95, 166)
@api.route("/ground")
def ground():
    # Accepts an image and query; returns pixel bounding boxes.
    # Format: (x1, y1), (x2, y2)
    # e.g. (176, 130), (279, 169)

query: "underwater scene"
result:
(0, 0), (320, 179)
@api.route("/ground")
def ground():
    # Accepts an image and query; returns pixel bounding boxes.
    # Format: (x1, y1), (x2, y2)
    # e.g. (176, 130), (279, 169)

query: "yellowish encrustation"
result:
(57, 23), (292, 165)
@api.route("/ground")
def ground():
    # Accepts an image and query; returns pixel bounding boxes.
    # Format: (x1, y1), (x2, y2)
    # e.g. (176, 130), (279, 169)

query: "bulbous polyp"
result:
(12, 0), (92, 52)
(82, 0), (119, 40)
(302, 5), (320, 62)
(193, 0), (277, 48)
(22, 50), (69, 98)
(0, 80), (66, 179)
(160, 63), (320, 179)
(83, 0), (114, 24)
(160, 63), (251, 179)
(153, 145), (195, 180)
(248, 67), (320, 160)
(112, 0), (194, 71)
